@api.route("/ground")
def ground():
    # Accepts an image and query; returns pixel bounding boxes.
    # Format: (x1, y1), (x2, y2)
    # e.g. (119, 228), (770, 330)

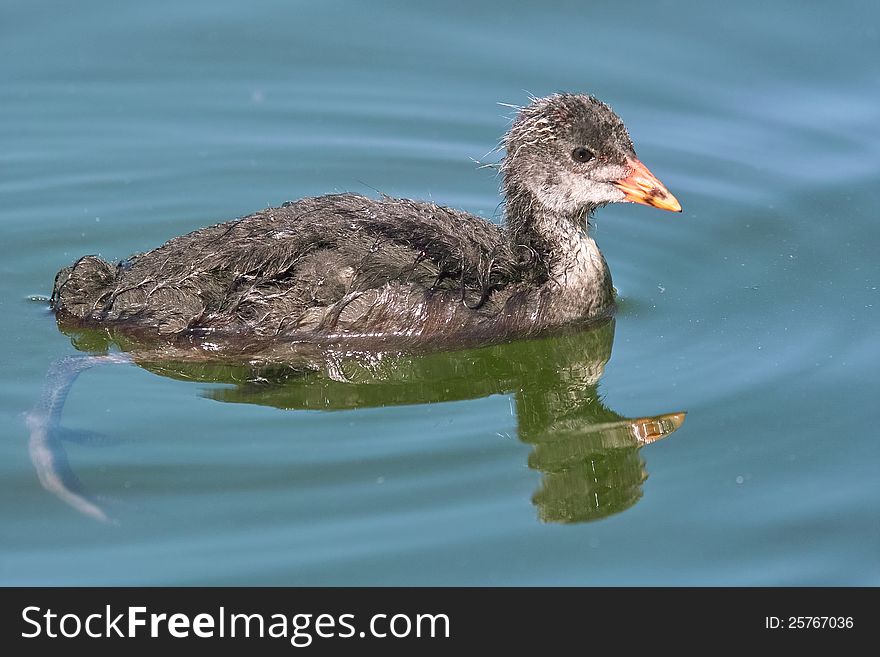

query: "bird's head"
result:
(502, 93), (681, 216)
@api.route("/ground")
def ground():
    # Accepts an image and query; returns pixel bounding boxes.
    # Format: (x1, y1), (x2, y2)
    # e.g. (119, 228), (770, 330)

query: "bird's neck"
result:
(504, 182), (614, 319)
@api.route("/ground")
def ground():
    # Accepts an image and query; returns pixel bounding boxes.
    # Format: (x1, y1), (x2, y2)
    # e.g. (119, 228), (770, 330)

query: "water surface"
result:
(1, 0), (878, 585)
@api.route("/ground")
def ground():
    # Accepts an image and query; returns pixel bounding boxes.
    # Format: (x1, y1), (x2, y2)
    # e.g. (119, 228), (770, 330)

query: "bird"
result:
(50, 93), (681, 355)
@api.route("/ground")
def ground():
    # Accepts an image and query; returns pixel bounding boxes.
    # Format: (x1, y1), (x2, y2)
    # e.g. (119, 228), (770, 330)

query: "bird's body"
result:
(51, 94), (680, 354)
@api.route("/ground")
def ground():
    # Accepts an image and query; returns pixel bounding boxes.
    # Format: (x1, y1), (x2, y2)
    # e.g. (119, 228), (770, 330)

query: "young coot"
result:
(51, 93), (681, 352)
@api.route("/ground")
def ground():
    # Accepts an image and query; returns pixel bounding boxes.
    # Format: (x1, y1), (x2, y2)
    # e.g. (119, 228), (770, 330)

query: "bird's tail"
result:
(50, 255), (115, 320)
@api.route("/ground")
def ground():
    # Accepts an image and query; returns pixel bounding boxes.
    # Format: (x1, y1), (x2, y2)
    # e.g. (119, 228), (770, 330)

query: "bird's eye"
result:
(571, 147), (594, 163)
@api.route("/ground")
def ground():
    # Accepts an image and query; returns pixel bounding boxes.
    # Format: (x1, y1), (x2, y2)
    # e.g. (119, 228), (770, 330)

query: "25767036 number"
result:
(765, 616), (854, 629)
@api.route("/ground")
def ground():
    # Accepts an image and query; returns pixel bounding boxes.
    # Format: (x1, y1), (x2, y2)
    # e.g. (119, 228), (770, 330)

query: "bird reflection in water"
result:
(27, 318), (684, 524)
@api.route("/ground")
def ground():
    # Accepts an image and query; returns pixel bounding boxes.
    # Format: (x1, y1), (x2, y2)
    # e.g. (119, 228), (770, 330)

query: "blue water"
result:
(1, 0), (878, 585)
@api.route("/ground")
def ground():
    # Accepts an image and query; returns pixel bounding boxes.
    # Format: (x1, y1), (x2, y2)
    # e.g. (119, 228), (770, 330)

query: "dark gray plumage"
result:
(51, 93), (680, 353)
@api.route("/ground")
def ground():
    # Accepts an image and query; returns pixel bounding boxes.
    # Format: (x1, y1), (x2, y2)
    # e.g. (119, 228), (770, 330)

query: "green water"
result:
(1, 0), (878, 584)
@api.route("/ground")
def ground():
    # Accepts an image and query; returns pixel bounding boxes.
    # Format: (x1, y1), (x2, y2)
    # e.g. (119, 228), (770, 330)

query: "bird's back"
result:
(52, 194), (530, 349)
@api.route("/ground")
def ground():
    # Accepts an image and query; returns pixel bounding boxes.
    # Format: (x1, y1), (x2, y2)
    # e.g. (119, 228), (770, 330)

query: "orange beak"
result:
(611, 157), (682, 212)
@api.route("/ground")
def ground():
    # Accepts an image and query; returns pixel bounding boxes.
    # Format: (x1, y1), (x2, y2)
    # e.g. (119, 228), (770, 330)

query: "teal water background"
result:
(1, 0), (878, 584)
